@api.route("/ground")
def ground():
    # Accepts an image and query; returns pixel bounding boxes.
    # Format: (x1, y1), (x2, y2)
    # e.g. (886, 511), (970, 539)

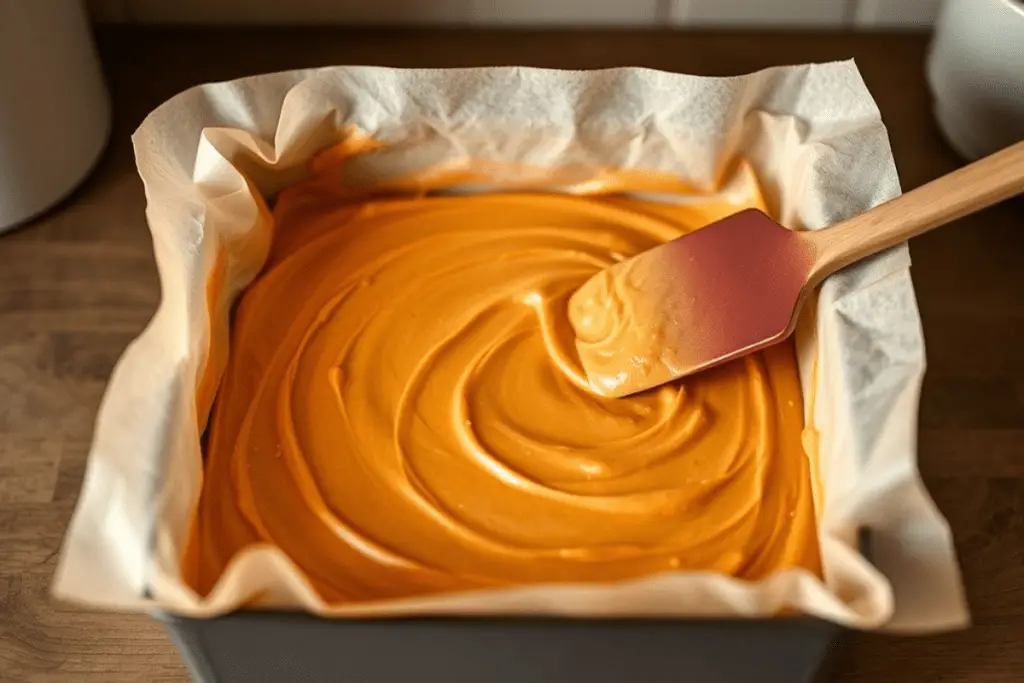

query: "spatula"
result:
(569, 140), (1024, 398)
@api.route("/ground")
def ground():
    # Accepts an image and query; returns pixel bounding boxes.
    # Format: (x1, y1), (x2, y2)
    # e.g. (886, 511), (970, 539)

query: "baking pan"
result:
(160, 527), (868, 683)
(159, 531), (870, 683)
(160, 611), (847, 683)
(160, 474), (868, 683)
(162, 425), (867, 683)
(160, 488), (865, 683)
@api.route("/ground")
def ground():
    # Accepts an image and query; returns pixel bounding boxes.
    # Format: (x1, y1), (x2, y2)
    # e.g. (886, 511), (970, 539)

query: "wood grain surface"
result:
(1, 27), (1022, 683)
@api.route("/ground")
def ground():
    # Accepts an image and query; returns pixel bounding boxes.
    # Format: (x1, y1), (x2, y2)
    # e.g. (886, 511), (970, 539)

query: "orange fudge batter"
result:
(185, 158), (821, 604)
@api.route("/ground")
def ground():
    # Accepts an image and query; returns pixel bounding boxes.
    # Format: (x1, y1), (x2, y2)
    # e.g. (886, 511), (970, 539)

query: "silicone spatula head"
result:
(569, 140), (1024, 398)
(568, 209), (816, 398)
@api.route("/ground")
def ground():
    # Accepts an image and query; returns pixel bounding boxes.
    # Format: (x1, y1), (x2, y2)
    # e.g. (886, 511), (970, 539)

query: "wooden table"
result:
(1, 28), (1021, 683)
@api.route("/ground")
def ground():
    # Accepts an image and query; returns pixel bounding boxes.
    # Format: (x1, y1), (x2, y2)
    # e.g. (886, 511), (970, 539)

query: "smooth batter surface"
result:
(185, 157), (821, 604)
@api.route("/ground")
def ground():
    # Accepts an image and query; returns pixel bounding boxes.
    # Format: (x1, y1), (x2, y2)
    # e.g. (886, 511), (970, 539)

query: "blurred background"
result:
(85, 0), (941, 27)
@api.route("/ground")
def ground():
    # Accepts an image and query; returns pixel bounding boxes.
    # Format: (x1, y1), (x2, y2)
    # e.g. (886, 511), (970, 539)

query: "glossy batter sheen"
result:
(185, 158), (821, 604)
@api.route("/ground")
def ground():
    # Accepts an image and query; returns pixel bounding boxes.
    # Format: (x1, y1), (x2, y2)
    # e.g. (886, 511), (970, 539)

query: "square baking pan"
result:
(157, 534), (867, 683)
(159, 611), (847, 683)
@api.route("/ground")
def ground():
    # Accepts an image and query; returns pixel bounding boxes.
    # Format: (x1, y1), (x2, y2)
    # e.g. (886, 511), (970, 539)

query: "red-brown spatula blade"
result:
(569, 209), (816, 398)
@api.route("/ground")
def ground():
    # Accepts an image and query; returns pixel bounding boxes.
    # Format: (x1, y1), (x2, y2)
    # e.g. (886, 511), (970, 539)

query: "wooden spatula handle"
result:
(807, 139), (1024, 280)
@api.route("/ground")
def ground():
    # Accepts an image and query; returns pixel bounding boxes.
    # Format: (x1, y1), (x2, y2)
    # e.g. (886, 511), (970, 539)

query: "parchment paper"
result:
(53, 62), (968, 632)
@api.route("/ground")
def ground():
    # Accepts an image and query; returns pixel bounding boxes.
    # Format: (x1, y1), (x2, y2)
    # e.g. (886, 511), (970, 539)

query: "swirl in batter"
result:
(185, 160), (821, 604)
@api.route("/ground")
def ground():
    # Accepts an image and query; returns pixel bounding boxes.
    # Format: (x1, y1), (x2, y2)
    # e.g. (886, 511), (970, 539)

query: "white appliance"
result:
(0, 1), (111, 233)
(928, 0), (1024, 160)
